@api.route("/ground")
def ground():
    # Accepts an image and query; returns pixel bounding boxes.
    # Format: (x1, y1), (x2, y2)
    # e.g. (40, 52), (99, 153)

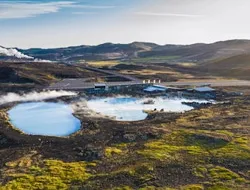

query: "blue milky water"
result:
(87, 96), (210, 121)
(8, 102), (81, 137)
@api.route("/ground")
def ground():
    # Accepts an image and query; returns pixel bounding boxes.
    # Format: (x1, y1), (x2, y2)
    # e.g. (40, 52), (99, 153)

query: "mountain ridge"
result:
(2, 39), (250, 63)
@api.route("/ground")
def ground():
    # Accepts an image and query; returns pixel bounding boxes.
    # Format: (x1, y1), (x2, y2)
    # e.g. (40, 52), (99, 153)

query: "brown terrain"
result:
(0, 40), (250, 189)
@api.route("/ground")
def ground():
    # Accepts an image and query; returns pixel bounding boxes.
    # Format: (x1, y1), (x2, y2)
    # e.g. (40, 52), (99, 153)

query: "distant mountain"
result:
(19, 42), (159, 61)
(5, 39), (250, 63)
(17, 40), (250, 63)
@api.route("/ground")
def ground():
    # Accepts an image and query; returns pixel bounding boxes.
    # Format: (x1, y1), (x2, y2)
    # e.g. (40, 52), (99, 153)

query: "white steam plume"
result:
(0, 91), (77, 105)
(0, 46), (34, 59)
(34, 58), (54, 63)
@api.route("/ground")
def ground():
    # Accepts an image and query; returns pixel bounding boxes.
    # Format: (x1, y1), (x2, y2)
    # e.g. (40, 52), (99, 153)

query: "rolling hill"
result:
(19, 42), (159, 61)
(0, 61), (104, 86)
(17, 40), (250, 63)
(139, 40), (250, 63)
(3, 40), (250, 81)
(198, 54), (250, 80)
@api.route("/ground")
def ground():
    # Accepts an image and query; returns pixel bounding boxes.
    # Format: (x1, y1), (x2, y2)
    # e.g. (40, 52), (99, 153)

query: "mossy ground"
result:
(1, 97), (250, 189)
(1, 152), (95, 190)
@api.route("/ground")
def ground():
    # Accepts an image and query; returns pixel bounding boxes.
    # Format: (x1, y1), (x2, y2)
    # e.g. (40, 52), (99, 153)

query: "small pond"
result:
(87, 96), (211, 121)
(8, 102), (81, 137)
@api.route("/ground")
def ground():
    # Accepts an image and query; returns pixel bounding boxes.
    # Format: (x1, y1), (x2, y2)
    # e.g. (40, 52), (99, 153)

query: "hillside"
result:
(3, 40), (250, 82)
(198, 54), (250, 80)
(18, 40), (250, 63)
(19, 42), (159, 61)
(0, 62), (104, 92)
(139, 40), (250, 63)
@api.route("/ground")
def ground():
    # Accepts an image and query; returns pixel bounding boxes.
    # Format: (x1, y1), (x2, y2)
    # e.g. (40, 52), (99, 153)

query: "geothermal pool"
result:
(87, 96), (210, 121)
(8, 102), (81, 136)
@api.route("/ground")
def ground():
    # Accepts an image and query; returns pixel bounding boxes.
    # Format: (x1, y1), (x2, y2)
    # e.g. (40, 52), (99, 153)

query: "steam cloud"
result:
(34, 58), (53, 63)
(0, 46), (34, 59)
(0, 91), (78, 105)
(0, 46), (53, 62)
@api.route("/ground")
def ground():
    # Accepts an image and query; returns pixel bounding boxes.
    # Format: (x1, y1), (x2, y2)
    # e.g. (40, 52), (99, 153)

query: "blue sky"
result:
(1, 0), (250, 48)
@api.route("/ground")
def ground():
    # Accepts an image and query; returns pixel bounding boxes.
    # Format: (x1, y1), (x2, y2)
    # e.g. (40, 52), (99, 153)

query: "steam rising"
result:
(86, 96), (210, 121)
(0, 46), (53, 62)
(0, 91), (77, 105)
(0, 46), (33, 59)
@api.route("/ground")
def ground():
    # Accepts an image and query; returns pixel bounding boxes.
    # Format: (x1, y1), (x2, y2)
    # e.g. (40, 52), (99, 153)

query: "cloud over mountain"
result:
(0, 1), (75, 19)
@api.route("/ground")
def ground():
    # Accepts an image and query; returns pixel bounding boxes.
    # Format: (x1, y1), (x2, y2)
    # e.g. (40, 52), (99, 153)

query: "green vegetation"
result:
(105, 147), (123, 157)
(1, 155), (94, 190)
(88, 61), (120, 68)
(1, 96), (250, 189)
(131, 56), (181, 63)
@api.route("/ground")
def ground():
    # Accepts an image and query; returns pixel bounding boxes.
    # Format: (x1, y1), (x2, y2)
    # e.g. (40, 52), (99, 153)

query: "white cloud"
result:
(0, 1), (117, 19)
(135, 12), (203, 18)
(0, 1), (75, 19)
(72, 12), (98, 15)
(68, 5), (116, 9)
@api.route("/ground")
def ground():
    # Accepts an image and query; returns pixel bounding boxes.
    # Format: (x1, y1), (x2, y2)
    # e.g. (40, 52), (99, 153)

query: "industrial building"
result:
(182, 86), (216, 99)
(143, 85), (167, 93)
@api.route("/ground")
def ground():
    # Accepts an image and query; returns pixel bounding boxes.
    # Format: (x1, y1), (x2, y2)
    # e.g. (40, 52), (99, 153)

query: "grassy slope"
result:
(87, 61), (120, 68)
(0, 97), (250, 189)
(198, 54), (250, 80)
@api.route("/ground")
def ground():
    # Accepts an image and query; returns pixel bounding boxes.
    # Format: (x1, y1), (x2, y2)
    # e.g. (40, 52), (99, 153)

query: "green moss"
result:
(180, 184), (204, 190)
(193, 166), (208, 178)
(235, 178), (247, 184)
(137, 130), (213, 162)
(211, 142), (250, 163)
(139, 187), (175, 190)
(233, 136), (249, 145)
(111, 186), (133, 190)
(215, 130), (234, 137)
(138, 141), (206, 161)
(206, 184), (231, 190)
(112, 186), (176, 190)
(184, 133), (229, 150)
(1, 159), (94, 190)
(208, 166), (239, 181)
(105, 147), (123, 158)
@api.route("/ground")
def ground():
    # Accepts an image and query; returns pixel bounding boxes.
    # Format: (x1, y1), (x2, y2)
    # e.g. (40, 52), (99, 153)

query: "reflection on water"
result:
(8, 102), (81, 136)
(87, 96), (210, 121)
